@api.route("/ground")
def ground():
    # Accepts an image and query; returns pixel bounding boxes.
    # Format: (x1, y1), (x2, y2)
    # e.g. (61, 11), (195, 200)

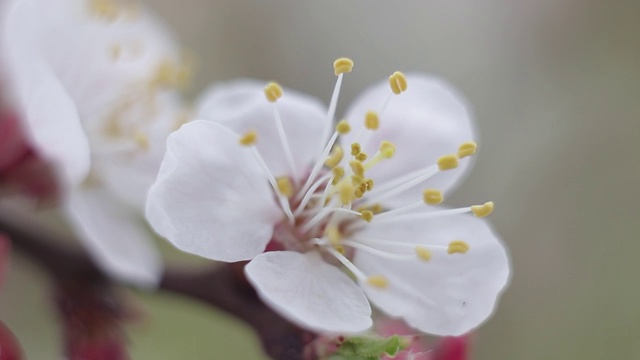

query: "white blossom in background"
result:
(0, 0), (191, 287)
(146, 58), (510, 335)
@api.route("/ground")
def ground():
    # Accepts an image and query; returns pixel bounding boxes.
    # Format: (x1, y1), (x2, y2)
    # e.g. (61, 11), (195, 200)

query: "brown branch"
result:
(0, 209), (316, 360)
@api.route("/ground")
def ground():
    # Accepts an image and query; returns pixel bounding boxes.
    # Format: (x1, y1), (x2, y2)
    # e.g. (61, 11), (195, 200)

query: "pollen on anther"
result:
(389, 71), (408, 95)
(336, 120), (351, 135)
(264, 82), (283, 102)
(325, 146), (344, 168)
(415, 246), (432, 261)
(423, 189), (443, 205)
(356, 152), (368, 162)
(379, 141), (396, 158)
(471, 201), (494, 217)
(277, 177), (294, 198)
(360, 210), (374, 222)
(437, 154), (459, 170)
(365, 111), (380, 130)
(367, 275), (389, 289)
(333, 57), (354, 76)
(326, 226), (342, 245)
(365, 179), (374, 191)
(332, 166), (345, 184)
(448, 240), (470, 255)
(457, 141), (478, 158)
(239, 130), (258, 146)
(350, 143), (361, 156)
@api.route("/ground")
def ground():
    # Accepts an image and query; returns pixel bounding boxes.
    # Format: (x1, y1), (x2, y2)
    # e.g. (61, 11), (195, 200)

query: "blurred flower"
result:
(0, 0), (191, 287)
(146, 59), (509, 334)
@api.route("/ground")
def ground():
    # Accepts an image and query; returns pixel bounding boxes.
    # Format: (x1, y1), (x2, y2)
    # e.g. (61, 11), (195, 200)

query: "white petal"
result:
(146, 120), (281, 262)
(19, 64), (91, 188)
(342, 74), (476, 208)
(196, 79), (330, 179)
(245, 251), (372, 333)
(353, 211), (510, 336)
(65, 185), (162, 288)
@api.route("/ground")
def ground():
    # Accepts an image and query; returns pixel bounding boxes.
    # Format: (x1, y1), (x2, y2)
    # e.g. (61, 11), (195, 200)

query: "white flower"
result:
(146, 58), (510, 334)
(0, 0), (190, 287)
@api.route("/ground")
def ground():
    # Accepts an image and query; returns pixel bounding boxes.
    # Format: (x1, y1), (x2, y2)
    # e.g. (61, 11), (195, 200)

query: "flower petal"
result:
(353, 211), (510, 336)
(65, 185), (162, 288)
(245, 251), (372, 333)
(12, 62), (91, 188)
(146, 120), (281, 262)
(342, 74), (476, 208)
(196, 79), (330, 179)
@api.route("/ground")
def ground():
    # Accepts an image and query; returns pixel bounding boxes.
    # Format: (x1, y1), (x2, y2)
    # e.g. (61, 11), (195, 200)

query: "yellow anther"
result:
(277, 177), (294, 198)
(423, 189), (443, 205)
(326, 226), (342, 245)
(367, 275), (389, 289)
(365, 179), (374, 191)
(88, 0), (119, 20)
(389, 71), (408, 95)
(350, 143), (361, 156)
(333, 57), (354, 76)
(239, 130), (258, 146)
(264, 82), (283, 102)
(325, 146), (344, 168)
(437, 154), (459, 170)
(349, 160), (365, 178)
(365, 111), (380, 130)
(360, 210), (374, 222)
(334, 245), (346, 255)
(134, 131), (149, 151)
(379, 141), (396, 158)
(370, 203), (383, 214)
(331, 166), (345, 185)
(152, 59), (192, 89)
(336, 120), (351, 135)
(415, 246), (432, 261)
(457, 141), (478, 158)
(356, 152), (368, 162)
(338, 181), (355, 205)
(448, 240), (470, 255)
(471, 201), (494, 217)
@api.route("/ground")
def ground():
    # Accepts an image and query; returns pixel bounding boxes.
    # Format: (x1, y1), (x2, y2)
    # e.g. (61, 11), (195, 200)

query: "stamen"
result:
(338, 181), (355, 206)
(361, 165), (439, 206)
(416, 246), (432, 261)
(356, 152), (368, 162)
(264, 82), (283, 102)
(342, 240), (417, 261)
(350, 143), (361, 156)
(239, 130), (258, 146)
(388, 71), (408, 95)
(471, 201), (494, 217)
(363, 141), (396, 171)
(457, 141), (478, 158)
(264, 83), (298, 177)
(297, 129), (340, 200)
(437, 154), (459, 170)
(88, 0), (119, 21)
(360, 210), (374, 222)
(364, 111), (380, 130)
(355, 206), (475, 227)
(336, 120), (351, 135)
(323, 245), (367, 282)
(333, 57), (354, 76)
(423, 189), (443, 205)
(325, 145), (344, 168)
(152, 59), (191, 89)
(349, 160), (365, 178)
(448, 240), (470, 254)
(301, 206), (360, 233)
(294, 172), (332, 216)
(133, 131), (149, 151)
(331, 166), (345, 184)
(246, 145), (295, 223)
(367, 275), (389, 289)
(326, 225), (343, 245)
(277, 177), (294, 198)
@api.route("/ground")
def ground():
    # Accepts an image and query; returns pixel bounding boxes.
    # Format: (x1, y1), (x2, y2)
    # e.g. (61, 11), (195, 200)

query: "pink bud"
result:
(432, 335), (470, 360)
(0, 322), (22, 360)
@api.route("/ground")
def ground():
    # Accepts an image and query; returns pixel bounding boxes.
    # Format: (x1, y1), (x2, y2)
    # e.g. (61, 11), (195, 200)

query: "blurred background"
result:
(2, 0), (640, 358)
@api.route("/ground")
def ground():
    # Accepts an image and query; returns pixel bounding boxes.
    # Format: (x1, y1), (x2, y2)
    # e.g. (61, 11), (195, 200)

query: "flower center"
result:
(238, 58), (494, 288)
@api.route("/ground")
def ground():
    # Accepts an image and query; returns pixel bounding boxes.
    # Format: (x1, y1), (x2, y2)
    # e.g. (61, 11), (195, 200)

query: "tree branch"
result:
(0, 209), (316, 360)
